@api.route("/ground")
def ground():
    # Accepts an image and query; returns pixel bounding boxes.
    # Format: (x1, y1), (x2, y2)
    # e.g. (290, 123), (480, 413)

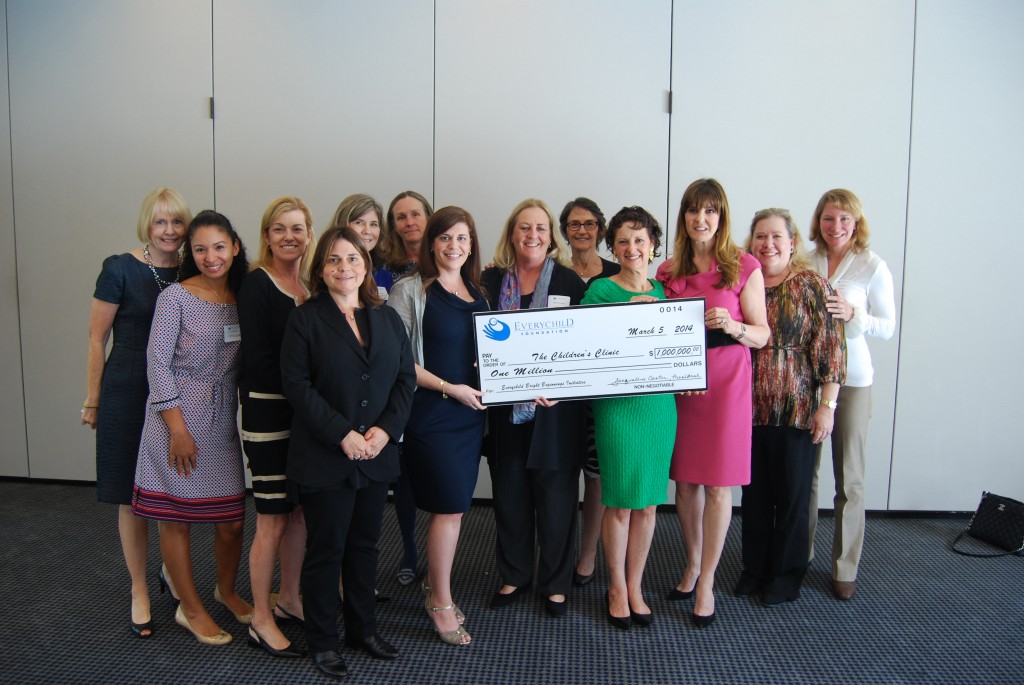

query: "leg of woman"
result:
(249, 512), (291, 648)
(394, 467), (419, 575)
(808, 445), (823, 562)
(694, 485), (732, 618)
(160, 521), (224, 637)
(214, 520), (252, 620)
(740, 427), (772, 593)
(301, 488), (354, 654)
(489, 422), (535, 594)
(831, 385), (871, 589)
(576, 474), (604, 579)
(625, 506), (656, 615)
(766, 426), (815, 600)
(120, 505), (151, 633)
(424, 512), (470, 642)
(533, 465), (580, 602)
(275, 506), (306, 620)
(673, 482), (703, 594)
(341, 481), (388, 642)
(601, 507), (630, 619)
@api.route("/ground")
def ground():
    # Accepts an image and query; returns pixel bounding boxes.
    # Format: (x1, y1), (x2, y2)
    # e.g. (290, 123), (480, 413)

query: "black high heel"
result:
(247, 624), (305, 659)
(158, 565), (180, 604)
(605, 593), (631, 631)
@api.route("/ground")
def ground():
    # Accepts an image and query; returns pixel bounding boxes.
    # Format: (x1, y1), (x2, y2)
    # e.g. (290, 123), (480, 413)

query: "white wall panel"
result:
(890, 0), (1024, 509)
(9, 0), (215, 479)
(434, 0), (673, 261)
(0, 1), (29, 477)
(212, 0), (434, 248)
(670, 0), (915, 510)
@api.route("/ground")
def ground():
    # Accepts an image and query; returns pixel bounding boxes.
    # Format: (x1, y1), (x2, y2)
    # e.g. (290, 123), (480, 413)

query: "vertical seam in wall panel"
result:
(887, 0), (917, 511)
(666, 0), (674, 230)
(432, 0), (436, 204)
(5, 0), (30, 477)
(210, 0), (217, 208)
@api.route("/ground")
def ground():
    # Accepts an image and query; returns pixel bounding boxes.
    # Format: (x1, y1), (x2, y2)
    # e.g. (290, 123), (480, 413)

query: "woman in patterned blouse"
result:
(736, 208), (846, 605)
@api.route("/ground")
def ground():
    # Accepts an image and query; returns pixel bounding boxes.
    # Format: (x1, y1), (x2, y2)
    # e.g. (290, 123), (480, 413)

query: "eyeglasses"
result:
(566, 221), (598, 231)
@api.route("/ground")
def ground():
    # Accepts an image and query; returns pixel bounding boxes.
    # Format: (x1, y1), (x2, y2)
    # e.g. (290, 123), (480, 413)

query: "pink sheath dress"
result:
(656, 253), (760, 487)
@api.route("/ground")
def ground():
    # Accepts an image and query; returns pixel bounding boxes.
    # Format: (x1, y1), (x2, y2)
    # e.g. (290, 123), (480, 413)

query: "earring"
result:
(648, 253), (654, 263)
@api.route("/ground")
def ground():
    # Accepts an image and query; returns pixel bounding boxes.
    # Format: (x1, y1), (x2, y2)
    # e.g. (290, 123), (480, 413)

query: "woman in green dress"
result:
(581, 206), (677, 630)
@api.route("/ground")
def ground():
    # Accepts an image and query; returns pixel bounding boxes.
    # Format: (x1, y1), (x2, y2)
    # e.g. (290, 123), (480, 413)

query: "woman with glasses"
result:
(557, 198), (619, 588)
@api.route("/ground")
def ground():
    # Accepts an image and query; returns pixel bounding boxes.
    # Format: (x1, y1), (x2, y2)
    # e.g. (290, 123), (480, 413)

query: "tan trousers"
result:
(809, 385), (871, 582)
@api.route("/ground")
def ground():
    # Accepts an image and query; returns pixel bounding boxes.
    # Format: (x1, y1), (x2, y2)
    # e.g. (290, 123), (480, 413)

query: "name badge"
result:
(224, 324), (241, 343)
(377, 286), (389, 301)
(547, 295), (571, 308)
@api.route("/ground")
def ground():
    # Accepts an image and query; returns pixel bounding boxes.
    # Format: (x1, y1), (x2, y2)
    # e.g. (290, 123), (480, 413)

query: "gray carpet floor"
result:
(0, 480), (1020, 684)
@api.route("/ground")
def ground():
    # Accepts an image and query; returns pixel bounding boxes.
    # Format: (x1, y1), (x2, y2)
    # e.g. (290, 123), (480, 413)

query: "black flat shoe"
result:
(313, 650), (348, 679)
(605, 593), (631, 631)
(630, 610), (653, 627)
(692, 610), (716, 628)
(248, 625), (305, 659)
(130, 620), (154, 639)
(667, 576), (698, 601)
(346, 634), (399, 660)
(544, 598), (567, 617)
(490, 584), (530, 609)
(572, 571), (595, 587)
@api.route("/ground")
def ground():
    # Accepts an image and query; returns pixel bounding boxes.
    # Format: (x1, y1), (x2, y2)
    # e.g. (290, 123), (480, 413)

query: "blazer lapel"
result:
(316, 296), (367, 361)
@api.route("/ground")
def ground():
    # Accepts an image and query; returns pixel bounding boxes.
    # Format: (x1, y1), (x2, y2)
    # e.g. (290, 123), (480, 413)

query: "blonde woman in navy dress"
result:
(239, 197), (313, 657)
(132, 210), (251, 645)
(81, 187), (191, 638)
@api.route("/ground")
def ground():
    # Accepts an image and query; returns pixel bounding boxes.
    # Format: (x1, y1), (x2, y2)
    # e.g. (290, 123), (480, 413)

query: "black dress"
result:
(93, 253), (178, 504)
(403, 282), (488, 514)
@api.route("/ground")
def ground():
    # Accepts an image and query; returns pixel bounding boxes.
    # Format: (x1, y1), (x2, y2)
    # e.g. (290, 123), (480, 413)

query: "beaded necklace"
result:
(143, 243), (181, 290)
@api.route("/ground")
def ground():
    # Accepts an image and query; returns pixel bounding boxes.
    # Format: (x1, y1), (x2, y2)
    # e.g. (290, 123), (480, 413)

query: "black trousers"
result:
(299, 479), (388, 652)
(741, 425), (815, 596)
(488, 420), (580, 597)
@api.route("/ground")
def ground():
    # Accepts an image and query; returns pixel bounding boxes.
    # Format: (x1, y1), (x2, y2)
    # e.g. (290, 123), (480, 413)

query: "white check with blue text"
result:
(474, 298), (707, 405)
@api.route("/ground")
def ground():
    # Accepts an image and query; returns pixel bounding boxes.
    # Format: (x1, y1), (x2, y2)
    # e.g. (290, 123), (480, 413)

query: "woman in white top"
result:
(807, 189), (895, 601)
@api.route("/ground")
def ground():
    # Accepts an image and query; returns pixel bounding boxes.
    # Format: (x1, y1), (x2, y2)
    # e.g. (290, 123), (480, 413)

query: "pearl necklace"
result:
(143, 243), (181, 290)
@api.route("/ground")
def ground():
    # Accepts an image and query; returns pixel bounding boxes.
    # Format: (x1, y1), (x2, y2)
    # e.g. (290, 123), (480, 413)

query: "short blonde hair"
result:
(135, 187), (192, 244)
(809, 188), (871, 253)
(493, 198), (570, 270)
(747, 208), (810, 272)
(255, 196), (314, 275)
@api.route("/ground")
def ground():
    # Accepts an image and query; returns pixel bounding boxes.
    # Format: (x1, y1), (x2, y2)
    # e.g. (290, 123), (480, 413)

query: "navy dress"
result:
(403, 282), (488, 514)
(93, 253), (178, 504)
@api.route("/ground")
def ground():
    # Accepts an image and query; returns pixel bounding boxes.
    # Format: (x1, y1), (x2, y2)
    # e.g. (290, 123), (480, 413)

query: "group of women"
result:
(82, 179), (893, 676)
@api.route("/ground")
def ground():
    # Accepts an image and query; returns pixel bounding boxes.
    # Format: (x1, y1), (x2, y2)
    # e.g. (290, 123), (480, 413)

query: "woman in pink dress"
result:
(656, 179), (769, 627)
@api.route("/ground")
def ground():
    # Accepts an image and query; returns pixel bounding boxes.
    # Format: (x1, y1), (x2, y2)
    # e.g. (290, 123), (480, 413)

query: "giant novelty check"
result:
(474, 298), (707, 405)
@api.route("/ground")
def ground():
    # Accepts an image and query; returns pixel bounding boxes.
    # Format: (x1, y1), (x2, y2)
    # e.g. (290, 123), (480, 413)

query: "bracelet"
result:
(82, 402), (99, 409)
(733, 323), (746, 340)
(439, 380), (448, 399)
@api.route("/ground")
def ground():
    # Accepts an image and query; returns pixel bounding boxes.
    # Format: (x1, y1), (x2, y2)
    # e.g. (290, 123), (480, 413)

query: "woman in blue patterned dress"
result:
(132, 210), (251, 645)
(81, 187), (191, 638)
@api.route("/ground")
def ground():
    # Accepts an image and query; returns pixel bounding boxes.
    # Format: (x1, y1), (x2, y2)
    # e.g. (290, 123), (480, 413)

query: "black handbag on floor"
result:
(952, 491), (1024, 557)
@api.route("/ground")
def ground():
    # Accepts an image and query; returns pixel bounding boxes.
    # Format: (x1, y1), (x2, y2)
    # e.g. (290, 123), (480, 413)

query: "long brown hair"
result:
(417, 206), (485, 298)
(307, 225), (382, 306)
(383, 190), (433, 272)
(670, 178), (741, 288)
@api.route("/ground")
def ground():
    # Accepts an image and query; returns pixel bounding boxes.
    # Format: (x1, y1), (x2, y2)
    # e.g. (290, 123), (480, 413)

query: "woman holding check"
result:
(481, 199), (586, 617)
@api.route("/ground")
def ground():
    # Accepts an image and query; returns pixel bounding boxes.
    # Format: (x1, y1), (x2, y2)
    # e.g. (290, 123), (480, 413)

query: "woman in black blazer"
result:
(481, 199), (587, 617)
(281, 226), (415, 679)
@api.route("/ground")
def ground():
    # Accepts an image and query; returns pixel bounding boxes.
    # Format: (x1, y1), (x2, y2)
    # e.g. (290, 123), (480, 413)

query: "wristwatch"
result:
(822, 399), (838, 410)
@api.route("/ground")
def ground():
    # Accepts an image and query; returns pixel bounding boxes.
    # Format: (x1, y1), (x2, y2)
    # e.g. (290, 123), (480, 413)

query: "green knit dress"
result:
(581, 278), (677, 508)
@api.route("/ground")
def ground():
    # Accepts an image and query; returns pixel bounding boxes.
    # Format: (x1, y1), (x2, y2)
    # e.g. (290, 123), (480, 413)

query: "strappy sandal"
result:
(424, 595), (472, 646)
(420, 578), (466, 624)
